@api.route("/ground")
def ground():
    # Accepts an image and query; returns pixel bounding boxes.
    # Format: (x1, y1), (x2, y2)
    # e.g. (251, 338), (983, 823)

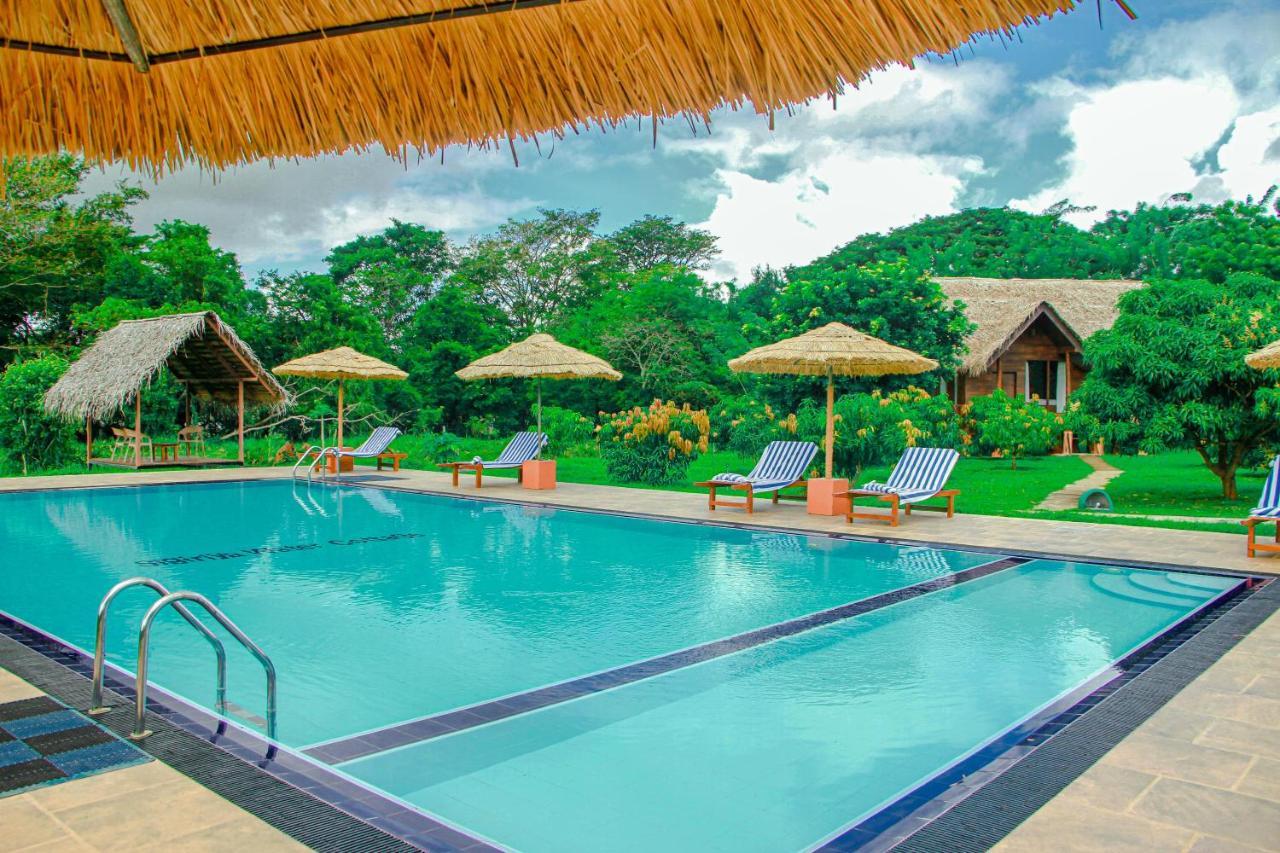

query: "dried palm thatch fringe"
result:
(456, 333), (621, 380)
(44, 311), (288, 421)
(934, 277), (1144, 377)
(729, 322), (938, 377)
(273, 346), (408, 381)
(2, 0), (1080, 173)
(1247, 339), (1280, 370)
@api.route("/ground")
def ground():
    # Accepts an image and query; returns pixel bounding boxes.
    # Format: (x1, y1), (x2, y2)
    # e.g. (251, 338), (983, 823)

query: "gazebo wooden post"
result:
(237, 380), (245, 464)
(85, 416), (92, 466)
(134, 393), (142, 467)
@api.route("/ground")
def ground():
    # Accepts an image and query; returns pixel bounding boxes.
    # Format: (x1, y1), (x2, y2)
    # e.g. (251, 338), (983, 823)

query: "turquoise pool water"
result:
(0, 480), (990, 744)
(344, 561), (1236, 852)
(0, 480), (1239, 850)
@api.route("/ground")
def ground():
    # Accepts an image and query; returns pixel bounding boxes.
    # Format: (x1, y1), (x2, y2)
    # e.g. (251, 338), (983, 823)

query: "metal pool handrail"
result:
(133, 591), (277, 741)
(90, 577), (227, 716)
(292, 445), (328, 482)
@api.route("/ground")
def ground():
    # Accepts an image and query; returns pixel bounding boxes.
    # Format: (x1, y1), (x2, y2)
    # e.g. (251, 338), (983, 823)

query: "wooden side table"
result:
(152, 442), (180, 463)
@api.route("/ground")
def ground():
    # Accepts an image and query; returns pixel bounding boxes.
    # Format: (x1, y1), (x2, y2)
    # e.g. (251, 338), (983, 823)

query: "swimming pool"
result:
(0, 479), (1244, 850)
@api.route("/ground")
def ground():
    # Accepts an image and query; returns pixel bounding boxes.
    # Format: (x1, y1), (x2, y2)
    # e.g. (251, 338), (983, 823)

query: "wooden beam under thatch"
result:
(44, 311), (288, 422)
(1, 0), (1097, 174)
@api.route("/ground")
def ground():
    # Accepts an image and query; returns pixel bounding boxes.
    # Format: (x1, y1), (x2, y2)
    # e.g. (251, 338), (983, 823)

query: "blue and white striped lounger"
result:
(1244, 458), (1280, 558)
(696, 440), (818, 513)
(439, 431), (547, 488)
(320, 427), (402, 477)
(847, 446), (960, 527)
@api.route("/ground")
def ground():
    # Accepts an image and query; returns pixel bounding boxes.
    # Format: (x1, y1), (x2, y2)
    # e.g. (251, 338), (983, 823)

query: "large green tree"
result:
(453, 208), (603, 334)
(1075, 273), (1280, 498)
(602, 215), (719, 273)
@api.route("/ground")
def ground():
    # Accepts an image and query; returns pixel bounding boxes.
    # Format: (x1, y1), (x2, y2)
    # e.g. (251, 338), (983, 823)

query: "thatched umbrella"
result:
(3, 0), (1099, 174)
(273, 347), (406, 448)
(1246, 339), (1280, 370)
(729, 322), (937, 479)
(456, 333), (621, 455)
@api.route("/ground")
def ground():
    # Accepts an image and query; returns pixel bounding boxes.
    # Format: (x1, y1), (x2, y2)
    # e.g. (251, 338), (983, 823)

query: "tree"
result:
(968, 390), (1060, 469)
(755, 259), (973, 411)
(453, 209), (602, 333)
(326, 221), (453, 344)
(0, 155), (143, 349)
(0, 354), (78, 474)
(798, 207), (1117, 281)
(1093, 193), (1280, 283)
(603, 215), (719, 272)
(1075, 273), (1280, 498)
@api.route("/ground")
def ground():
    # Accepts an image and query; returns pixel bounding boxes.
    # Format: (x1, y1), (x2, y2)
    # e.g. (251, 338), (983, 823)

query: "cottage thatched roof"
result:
(4, 0), (1081, 174)
(935, 277), (1145, 377)
(44, 312), (288, 421)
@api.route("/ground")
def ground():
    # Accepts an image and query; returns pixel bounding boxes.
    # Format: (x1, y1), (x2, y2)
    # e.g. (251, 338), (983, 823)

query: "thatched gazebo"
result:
(2, 0), (1099, 174)
(44, 312), (287, 467)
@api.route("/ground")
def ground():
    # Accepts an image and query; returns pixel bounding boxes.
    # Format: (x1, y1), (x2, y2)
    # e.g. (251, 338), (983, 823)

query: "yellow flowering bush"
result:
(711, 396), (798, 456)
(598, 400), (711, 484)
(968, 389), (1063, 469)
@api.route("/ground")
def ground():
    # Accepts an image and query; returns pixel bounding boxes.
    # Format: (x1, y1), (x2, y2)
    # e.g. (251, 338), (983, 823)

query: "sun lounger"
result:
(439, 431), (547, 488)
(846, 447), (960, 527)
(1244, 458), (1280, 558)
(696, 440), (818, 513)
(319, 427), (401, 476)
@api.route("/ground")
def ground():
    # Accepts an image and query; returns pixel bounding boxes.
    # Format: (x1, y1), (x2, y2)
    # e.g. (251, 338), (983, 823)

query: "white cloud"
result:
(705, 151), (981, 280)
(82, 149), (537, 273)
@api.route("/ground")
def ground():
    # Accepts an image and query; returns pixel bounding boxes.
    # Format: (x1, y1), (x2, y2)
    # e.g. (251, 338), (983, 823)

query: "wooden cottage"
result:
(935, 277), (1144, 411)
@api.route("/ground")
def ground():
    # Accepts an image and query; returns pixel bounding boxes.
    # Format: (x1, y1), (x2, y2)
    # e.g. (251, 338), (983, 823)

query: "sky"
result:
(81, 0), (1280, 283)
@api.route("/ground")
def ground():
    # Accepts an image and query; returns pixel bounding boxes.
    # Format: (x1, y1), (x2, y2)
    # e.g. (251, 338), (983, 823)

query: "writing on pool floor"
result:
(135, 533), (423, 566)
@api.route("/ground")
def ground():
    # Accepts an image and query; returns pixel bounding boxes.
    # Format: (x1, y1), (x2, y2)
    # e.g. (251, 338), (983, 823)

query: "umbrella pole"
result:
(825, 368), (834, 479)
(337, 379), (344, 449)
(536, 377), (543, 459)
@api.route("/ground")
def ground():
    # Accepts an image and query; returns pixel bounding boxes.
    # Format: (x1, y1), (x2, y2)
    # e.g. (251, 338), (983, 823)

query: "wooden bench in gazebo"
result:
(43, 312), (288, 469)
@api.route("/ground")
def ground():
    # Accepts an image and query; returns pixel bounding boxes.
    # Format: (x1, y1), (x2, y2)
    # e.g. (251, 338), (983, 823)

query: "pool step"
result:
(1090, 572), (1207, 609)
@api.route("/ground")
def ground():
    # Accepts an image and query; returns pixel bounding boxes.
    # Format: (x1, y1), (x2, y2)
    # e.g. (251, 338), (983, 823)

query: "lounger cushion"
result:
(859, 447), (959, 505)
(707, 441), (817, 494)
(468, 432), (548, 468)
(710, 473), (750, 484)
(1251, 459), (1280, 519)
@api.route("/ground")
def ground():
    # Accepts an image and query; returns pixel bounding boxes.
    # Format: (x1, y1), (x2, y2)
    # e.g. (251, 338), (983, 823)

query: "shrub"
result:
(0, 354), (79, 475)
(464, 414), (496, 438)
(421, 431), (464, 464)
(598, 400), (710, 484)
(968, 389), (1062, 468)
(711, 396), (797, 457)
(669, 380), (721, 411)
(414, 406), (445, 433)
(793, 386), (962, 478)
(531, 405), (596, 456)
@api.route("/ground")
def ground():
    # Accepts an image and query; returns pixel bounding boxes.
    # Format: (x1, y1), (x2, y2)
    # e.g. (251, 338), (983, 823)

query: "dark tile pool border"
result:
(0, 615), (496, 852)
(306, 556), (1032, 764)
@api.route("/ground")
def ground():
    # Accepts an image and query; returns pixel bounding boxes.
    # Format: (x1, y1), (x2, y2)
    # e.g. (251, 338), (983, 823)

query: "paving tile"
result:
(137, 815), (309, 852)
(50, 784), (254, 851)
(0, 671), (43, 704)
(994, 799), (1196, 852)
(1140, 705), (1217, 741)
(1198, 718), (1280, 762)
(1236, 757), (1280, 804)
(1131, 778), (1280, 849)
(0, 797), (73, 848)
(1170, 687), (1280, 730)
(1186, 836), (1272, 853)
(1247, 676), (1280, 701)
(29, 759), (180, 812)
(1103, 732), (1254, 789)
(1048, 763), (1157, 812)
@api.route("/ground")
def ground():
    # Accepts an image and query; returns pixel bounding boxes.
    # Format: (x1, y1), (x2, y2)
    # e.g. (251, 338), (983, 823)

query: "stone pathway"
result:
(1037, 454), (1122, 511)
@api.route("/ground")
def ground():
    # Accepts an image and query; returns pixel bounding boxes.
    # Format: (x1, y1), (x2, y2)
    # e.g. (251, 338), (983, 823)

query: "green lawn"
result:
(17, 432), (1266, 537)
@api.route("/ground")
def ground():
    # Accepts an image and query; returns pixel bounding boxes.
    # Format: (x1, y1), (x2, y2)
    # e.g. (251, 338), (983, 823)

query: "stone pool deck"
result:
(2, 464), (1277, 851)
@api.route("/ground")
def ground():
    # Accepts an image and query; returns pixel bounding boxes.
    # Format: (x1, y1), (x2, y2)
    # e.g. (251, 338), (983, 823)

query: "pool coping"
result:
(1, 474), (1274, 851)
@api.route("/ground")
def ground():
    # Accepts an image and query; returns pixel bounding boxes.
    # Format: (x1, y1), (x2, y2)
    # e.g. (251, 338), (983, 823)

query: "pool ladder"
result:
(89, 578), (277, 741)
(292, 445), (332, 482)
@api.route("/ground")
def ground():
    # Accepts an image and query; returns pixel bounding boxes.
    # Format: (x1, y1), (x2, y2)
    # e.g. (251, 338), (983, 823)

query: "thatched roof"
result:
(44, 312), (288, 421)
(935, 277), (1145, 377)
(1247, 339), (1280, 370)
(274, 346), (407, 381)
(3, 0), (1079, 173)
(456, 333), (621, 381)
(729, 322), (937, 377)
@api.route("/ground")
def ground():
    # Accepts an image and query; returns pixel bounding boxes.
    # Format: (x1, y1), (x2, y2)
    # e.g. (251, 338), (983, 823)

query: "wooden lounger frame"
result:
(694, 479), (807, 513)
(438, 461), (523, 488)
(1243, 517), (1280, 559)
(376, 451), (408, 472)
(846, 489), (960, 527)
